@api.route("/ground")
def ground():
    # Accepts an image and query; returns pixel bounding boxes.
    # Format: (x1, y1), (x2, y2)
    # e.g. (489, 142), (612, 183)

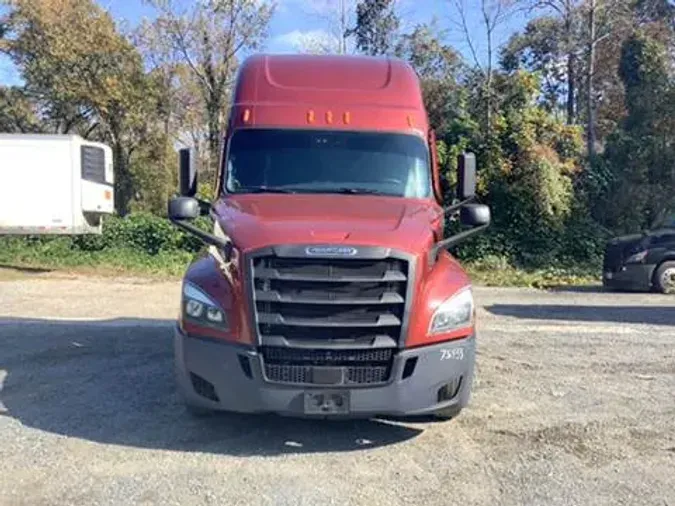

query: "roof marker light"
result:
(343, 111), (351, 124)
(326, 111), (333, 124)
(407, 115), (415, 127)
(242, 109), (251, 123)
(307, 110), (315, 123)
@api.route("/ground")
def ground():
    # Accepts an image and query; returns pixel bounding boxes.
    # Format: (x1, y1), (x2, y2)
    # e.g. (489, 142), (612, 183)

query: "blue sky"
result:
(1, 0), (529, 87)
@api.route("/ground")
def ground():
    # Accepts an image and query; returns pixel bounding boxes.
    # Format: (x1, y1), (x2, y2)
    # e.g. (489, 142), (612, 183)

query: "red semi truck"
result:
(168, 54), (491, 419)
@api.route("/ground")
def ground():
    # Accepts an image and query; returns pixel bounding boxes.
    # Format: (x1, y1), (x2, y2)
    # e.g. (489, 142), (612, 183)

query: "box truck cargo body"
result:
(0, 134), (114, 235)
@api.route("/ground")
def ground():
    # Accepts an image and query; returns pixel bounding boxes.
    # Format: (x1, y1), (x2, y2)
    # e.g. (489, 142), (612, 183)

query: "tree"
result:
(0, 0), (164, 215)
(580, 0), (632, 156)
(451, 69), (587, 265)
(517, 0), (632, 154)
(633, 0), (675, 28)
(0, 86), (42, 132)
(348, 0), (400, 56)
(450, 0), (521, 138)
(501, 16), (570, 115)
(145, 0), (275, 183)
(297, 0), (357, 54)
(134, 18), (208, 183)
(395, 21), (466, 133)
(502, 3), (585, 124)
(598, 31), (675, 231)
(526, 0), (584, 125)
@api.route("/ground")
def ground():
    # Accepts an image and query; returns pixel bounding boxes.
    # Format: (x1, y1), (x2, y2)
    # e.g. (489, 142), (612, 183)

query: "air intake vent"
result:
(190, 372), (219, 402)
(261, 346), (395, 386)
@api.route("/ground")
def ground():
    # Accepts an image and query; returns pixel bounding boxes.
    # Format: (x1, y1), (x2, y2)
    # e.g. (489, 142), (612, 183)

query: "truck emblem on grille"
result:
(305, 246), (358, 256)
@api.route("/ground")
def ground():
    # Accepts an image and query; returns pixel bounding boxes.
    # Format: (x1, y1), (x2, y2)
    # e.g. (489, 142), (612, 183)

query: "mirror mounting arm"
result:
(444, 197), (475, 218)
(196, 198), (211, 216)
(428, 224), (489, 269)
(169, 218), (233, 262)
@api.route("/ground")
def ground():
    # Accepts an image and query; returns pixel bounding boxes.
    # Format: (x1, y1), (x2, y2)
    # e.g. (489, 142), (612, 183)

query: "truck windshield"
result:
(654, 213), (675, 229)
(224, 129), (432, 198)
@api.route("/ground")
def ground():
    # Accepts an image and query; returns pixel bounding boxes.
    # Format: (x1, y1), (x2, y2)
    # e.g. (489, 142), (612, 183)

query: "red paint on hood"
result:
(213, 194), (445, 255)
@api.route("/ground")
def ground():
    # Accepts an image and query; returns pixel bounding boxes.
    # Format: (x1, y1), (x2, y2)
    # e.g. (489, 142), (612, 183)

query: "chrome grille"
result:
(251, 253), (409, 344)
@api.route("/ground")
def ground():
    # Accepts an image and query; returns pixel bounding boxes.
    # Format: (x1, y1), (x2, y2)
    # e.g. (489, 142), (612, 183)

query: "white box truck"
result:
(0, 134), (115, 235)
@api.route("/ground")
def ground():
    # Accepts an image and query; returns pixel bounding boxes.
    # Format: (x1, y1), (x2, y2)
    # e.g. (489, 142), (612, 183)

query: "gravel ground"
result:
(1, 271), (674, 506)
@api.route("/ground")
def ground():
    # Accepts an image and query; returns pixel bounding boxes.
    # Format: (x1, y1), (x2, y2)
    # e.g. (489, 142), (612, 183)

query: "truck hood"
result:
(607, 228), (675, 251)
(212, 194), (444, 255)
(608, 233), (644, 246)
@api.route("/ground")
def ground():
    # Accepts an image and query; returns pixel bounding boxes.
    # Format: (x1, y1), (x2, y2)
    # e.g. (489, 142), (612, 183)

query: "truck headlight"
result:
(182, 282), (229, 329)
(429, 288), (474, 335)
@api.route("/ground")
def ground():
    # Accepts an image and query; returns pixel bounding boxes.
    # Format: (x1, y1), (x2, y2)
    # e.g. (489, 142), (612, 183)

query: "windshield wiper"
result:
(316, 187), (394, 196)
(237, 186), (395, 196)
(237, 186), (298, 194)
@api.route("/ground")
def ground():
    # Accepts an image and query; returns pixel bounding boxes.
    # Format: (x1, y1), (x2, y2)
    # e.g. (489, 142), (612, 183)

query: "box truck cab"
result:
(0, 134), (114, 234)
(168, 54), (491, 419)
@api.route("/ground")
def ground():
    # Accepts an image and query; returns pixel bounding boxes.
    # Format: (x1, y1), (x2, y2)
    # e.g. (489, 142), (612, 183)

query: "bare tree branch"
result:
(451, 0), (482, 69)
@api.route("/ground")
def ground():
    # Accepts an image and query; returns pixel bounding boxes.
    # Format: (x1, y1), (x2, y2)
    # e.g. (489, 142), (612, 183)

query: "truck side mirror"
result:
(460, 203), (490, 227)
(179, 148), (197, 197)
(168, 196), (200, 221)
(457, 152), (477, 201)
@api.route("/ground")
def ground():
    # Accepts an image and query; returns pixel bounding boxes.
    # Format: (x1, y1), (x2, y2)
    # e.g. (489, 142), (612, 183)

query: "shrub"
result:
(3, 212), (209, 259)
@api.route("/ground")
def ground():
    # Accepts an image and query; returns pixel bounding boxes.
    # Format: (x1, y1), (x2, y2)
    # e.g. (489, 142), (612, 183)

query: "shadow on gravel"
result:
(0, 264), (54, 274)
(487, 304), (675, 326)
(0, 318), (422, 455)
(545, 285), (607, 294)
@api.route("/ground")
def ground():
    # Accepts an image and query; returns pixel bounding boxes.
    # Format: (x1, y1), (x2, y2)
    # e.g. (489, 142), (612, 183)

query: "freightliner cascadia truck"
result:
(168, 54), (491, 419)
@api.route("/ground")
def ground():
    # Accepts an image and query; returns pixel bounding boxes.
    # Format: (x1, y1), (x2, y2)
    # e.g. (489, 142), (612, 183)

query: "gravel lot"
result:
(1, 271), (674, 506)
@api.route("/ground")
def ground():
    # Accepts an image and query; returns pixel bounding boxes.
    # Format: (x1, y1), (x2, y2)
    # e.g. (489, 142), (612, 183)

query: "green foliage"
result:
(1, 213), (207, 263)
(1, 0), (674, 286)
(500, 16), (570, 112)
(0, 86), (42, 132)
(73, 213), (208, 254)
(348, 0), (399, 55)
(1, 0), (171, 215)
(594, 30), (675, 233)
(465, 256), (601, 289)
(444, 69), (598, 268)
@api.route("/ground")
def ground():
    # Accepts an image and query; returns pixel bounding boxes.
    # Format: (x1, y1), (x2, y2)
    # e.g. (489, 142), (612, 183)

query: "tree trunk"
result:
(564, 2), (576, 125)
(586, 0), (597, 157)
(340, 0), (347, 54)
(113, 139), (133, 216)
(567, 52), (576, 124)
(485, 31), (492, 139)
(206, 94), (222, 191)
(482, 0), (493, 140)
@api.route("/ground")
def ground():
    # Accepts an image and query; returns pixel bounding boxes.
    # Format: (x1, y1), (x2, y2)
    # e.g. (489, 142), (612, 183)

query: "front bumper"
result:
(174, 328), (476, 418)
(603, 263), (655, 291)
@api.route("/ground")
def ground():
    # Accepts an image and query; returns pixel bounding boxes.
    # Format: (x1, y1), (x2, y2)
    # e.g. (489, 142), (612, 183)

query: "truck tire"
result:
(433, 405), (462, 421)
(654, 261), (675, 294)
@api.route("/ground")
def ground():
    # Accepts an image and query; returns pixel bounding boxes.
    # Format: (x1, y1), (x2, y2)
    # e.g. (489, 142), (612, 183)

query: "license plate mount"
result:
(303, 390), (350, 415)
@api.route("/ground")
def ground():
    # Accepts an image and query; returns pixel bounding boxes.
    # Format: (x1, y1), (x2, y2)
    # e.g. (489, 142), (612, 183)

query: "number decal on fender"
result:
(440, 348), (464, 361)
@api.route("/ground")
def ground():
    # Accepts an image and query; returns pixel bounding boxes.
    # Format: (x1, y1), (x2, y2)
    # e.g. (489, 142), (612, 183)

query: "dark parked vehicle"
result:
(603, 213), (675, 294)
